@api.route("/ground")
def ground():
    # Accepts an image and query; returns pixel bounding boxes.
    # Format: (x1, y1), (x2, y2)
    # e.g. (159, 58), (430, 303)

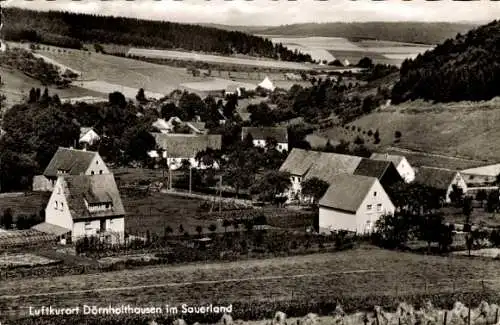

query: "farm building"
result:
(149, 133), (222, 170)
(180, 79), (257, 98)
(460, 164), (500, 188)
(41, 174), (125, 244)
(241, 127), (288, 152)
(258, 76), (276, 91)
(370, 153), (415, 183)
(32, 147), (111, 192)
(414, 166), (468, 203)
(353, 159), (403, 190)
(152, 117), (207, 135)
(278, 148), (363, 202)
(79, 127), (100, 148)
(318, 174), (395, 234)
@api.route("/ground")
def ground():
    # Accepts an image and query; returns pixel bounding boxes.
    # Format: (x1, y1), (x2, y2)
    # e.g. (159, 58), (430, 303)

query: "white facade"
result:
(79, 129), (100, 146)
(45, 178), (125, 243)
(445, 173), (468, 203)
(395, 158), (415, 183)
(319, 180), (395, 234)
(285, 174), (304, 201)
(252, 139), (288, 152)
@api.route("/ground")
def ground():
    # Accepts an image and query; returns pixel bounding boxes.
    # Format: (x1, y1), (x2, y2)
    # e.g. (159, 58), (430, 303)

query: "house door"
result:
(100, 219), (106, 232)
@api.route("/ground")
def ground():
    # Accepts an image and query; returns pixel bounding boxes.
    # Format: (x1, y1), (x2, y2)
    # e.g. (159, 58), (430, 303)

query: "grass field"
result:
(320, 97), (500, 164)
(30, 45), (210, 97)
(0, 246), (498, 316)
(0, 66), (103, 108)
(127, 48), (314, 71)
(0, 253), (59, 268)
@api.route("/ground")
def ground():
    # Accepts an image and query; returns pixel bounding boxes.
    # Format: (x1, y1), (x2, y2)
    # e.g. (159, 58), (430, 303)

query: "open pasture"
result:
(127, 48), (314, 71)
(33, 45), (211, 96)
(0, 247), (498, 314)
(320, 97), (500, 163)
(0, 66), (102, 108)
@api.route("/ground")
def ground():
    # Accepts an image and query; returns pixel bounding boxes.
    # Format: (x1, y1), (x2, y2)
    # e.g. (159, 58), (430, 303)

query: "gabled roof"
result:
(152, 133), (222, 158)
(44, 147), (97, 178)
(354, 159), (395, 179)
(305, 152), (363, 184)
(241, 127), (288, 143)
(258, 76), (275, 91)
(319, 174), (377, 213)
(414, 166), (460, 190)
(152, 118), (172, 131)
(60, 174), (125, 220)
(370, 153), (406, 167)
(279, 148), (322, 176)
(462, 164), (500, 177)
(79, 127), (95, 137)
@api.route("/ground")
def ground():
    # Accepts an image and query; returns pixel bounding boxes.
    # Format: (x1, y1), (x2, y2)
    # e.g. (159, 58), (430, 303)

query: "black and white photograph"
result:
(0, 0), (500, 324)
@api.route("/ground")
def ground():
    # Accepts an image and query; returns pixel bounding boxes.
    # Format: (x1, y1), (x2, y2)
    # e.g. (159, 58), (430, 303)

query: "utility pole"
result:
(169, 166), (172, 190)
(219, 175), (222, 213)
(189, 167), (192, 194)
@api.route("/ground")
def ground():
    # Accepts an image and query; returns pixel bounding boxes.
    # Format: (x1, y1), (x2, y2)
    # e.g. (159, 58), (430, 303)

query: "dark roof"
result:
(354, 159), (394, 179)
(43, 147), (97, 178)
(60, 174), (125, 220)
(152, 133), (222, 158)
(241, 127), (288, 143)
(319, 174), (377, 212)
(32, 222), (70, 236)
(414, 166), (460, 190)
(305, 152), (362, 183)
(279, 148), (322, 176)
(370, 153), (405, 167)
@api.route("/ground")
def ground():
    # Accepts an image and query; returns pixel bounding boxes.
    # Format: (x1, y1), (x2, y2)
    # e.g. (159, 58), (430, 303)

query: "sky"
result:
(2, 0), (499, 26)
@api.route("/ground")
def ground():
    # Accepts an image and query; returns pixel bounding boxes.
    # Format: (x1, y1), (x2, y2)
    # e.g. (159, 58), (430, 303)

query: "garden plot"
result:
(0, 253), (60, 268)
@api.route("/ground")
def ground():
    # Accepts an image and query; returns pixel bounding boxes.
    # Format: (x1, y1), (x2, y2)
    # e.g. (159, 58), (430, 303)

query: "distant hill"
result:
(2, 8), (312, 62)
(253, 22), (477, 45)
(392, 20), (500, 103)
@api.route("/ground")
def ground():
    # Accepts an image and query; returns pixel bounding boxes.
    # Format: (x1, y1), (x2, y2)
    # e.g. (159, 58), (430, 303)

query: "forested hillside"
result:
(2, 8), (312, 62)
(255, 22), (477, 45)
(391, 20), (500, 104)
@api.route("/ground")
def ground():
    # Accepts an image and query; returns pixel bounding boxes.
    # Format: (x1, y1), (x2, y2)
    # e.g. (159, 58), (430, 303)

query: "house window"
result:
(367, 204), (372, 210)
(61, 202), (64, 210)
(54, 201), (58, 209)
(374, 191), (377, 197)
(278, 144), (282, 150)
(96, 160), (99, 165)
(99, 170), (103, 174)
(91, 171), (95, 175)
(377, 204), (382, 212)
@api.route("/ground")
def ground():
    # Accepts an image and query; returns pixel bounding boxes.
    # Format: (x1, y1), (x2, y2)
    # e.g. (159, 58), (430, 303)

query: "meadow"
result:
(29, 45), (209, 97)
(0, 66), (103, 107)
(127, 48), (313, 71)
(320, 97), (500, 164)
(0, 246), (498, 318)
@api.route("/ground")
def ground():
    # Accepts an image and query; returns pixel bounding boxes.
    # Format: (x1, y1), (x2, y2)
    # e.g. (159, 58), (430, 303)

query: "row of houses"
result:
(279, 148), (486, 234)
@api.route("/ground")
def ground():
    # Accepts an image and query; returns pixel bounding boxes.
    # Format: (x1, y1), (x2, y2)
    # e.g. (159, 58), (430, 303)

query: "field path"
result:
(0, 269), (383, 300)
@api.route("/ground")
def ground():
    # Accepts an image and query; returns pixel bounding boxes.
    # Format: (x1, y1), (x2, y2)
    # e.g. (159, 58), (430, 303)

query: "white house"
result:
(318, 174), (395, 234)
(32, 147), (111, 192)
(370, 153), (415, 183)
(41, 174), (125, 243)
(461, 164), (500, 188)
(79, 127), (100, 148)
(414, 166), (468, 203)
(258, 76), (275, 92)
(241, 127), (288, 152)
(279, 148), (363, 202)
(225, 85), (243, 98)
(149, 133), (222, 170)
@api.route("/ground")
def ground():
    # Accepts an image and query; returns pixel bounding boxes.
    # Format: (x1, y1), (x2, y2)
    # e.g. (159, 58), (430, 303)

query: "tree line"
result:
(2, 8), (312, 62)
